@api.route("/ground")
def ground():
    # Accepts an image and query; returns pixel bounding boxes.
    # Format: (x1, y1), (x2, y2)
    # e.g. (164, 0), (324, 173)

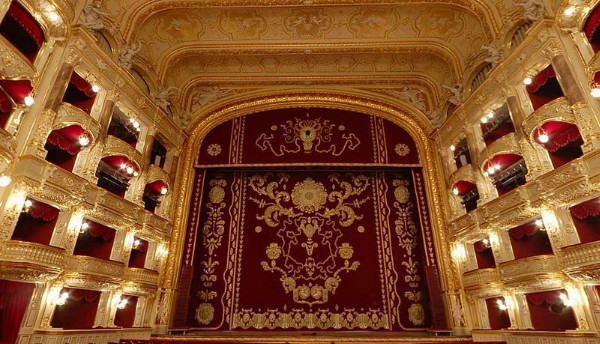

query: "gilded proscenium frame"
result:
(163, 91), (457, 329)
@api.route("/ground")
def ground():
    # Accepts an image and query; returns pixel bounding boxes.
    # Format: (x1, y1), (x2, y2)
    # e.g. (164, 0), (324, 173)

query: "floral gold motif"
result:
(291, 178), (327, 213)
(395, 143), (410, 157)
(207, 143), (222, 156)
(196, 302), (215, 325)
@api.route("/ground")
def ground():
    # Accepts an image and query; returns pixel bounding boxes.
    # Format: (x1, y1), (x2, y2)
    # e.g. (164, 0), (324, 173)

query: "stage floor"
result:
(136, 331), (473, 344)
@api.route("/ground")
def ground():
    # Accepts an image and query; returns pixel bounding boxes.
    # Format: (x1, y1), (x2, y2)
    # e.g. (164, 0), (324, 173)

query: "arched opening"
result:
(0, 1), (45, 63)
(173, 106), (447, 332)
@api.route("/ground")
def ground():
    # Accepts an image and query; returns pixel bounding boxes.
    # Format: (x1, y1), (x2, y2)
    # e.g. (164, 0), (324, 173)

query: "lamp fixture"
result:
(92, 84), (100, 93)
(482, 238), (489, 246)
(117, 298), (128, 309)
(496, 299), (508, 311)
(133, 239), (141, 248)
(23, 199), (33, 211)
(487, 166), (495, 175)
(524, 77), (533, 85)
(481, 116), (488, 124)
(54, 292), (69, 306)
(559, 293), (574, 307)
(80, 221), (89, 234)
(24, 95), (34, 106)
(563, 6), (575, 15)
(78, 133), (90, 147)
(591, 87), (600, 98)
(119, 162), (137, 176)
(486, 111), (494, 119)
(0, 175), (11, 187)
(452, 188), (459, 195)
(160, 186), (168, 195)
(450, 145), (456, 151)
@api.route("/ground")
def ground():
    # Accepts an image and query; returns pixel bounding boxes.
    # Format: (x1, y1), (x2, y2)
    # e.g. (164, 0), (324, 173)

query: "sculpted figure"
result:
(517, 0), (545, 22)
(155, 86), (178, 110)
(79, 0), (107, 31)
(442, 83), (464, 106)
(118, 43), (141, 69)
(481, 44), (504, 64)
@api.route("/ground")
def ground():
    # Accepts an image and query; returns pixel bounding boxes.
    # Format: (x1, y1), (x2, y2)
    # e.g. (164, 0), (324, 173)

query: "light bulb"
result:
(161, 187), (168, 195)
(450, 145), (456, 151)
(24, 200), (33, 208)
(133, 239), (140, 247)
(117, 299), (128, 309)
(590, 88), (600, 98)
(133, 171), (139, 177)
(564, 6), (575, 15)
(81, 222), (89, 230)
(0, 175), (11, 187)
(92, 85), (100, 93)
(452, 188), (459, 195)
(24, 96), (34, 106)
(47, 11), (60, 22)
(482, 238), (489, 245)
(126, 167), (134, 175)
(78, 135), (90, 146)
(494, 164), (501, 170)
(481, 117), (488, 124)
(538, 133), (549, 143)
(487, 166), (495, 175)
(133, 121), (140, 129)
(120, 163), (126, 169)
(129, 118), (135, 123)
(136, 127), (140, 132)
(496, 299), (508, 310)
(524, 77), (533, 85)
(483, 171), (489, 177)
(535, 219), (543, 227)
(487, 111), (494, 119)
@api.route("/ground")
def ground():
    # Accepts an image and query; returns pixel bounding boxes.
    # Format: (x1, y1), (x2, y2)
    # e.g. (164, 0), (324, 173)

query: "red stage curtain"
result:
(526, 290), (578, 331)
(585, 5), (600, 52)
(114, 295), (138, 328)
(50, 288), (100, 329)
(485, 297), (511, 330)
(69, 72), (94, 97)
(0, 79), (33, 104)
(73, 221), (116, 260)
(0, 280), (35, 344)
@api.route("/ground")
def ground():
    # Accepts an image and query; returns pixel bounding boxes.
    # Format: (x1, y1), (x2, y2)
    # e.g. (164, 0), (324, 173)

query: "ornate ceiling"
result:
(98, 0), (544, 129)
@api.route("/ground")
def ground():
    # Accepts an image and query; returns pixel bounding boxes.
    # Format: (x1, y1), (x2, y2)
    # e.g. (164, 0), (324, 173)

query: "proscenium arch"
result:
(163, 92), (458, 324)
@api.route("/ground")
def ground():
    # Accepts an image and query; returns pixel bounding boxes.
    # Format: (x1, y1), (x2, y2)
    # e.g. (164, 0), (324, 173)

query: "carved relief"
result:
(348, 8), (398, 38)
(283, 9), (333, 39)
(218, 10), (268, 40)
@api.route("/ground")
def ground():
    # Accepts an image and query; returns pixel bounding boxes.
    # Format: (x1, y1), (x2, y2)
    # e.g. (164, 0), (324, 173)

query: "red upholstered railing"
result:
(50, 288), (100, 329)
(525, 290), (578, 331)
(526, 65), (564, 111)
(0, 280), (35, 344)
(11, 198), (59, 245)
(570, 197), (600, 244)
(73, 220), (116, 261)
(0, 1), (45, 62)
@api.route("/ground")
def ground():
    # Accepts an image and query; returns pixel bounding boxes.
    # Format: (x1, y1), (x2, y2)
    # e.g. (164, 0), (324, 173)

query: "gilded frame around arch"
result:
(161, 92), (459, 328)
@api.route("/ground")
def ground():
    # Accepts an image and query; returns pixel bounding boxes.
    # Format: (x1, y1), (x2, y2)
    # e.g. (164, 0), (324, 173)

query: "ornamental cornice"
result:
(480, 188), (529, 220)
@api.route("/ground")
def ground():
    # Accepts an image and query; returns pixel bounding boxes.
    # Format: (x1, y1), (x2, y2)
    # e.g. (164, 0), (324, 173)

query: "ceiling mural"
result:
(95, 0), (527, 131)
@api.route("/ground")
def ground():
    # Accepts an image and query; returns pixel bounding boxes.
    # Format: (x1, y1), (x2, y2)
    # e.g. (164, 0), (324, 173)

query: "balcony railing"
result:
(462, 268), (500, 290)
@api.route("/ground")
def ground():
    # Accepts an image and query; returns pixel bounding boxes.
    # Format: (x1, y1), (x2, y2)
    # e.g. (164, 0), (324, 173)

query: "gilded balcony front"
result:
(522, 97), (575, 137)
(104, 135), (144, 169)
(462, 268), (501, 290)
(498, 255), (560, 284)
(0, 241), (65, 281)
(562, 241), (600, 282)
(0, 35), (36, 79)
(55, 102), (101, 138)
(65, 255), (125, 285)
(124, 267), (159, 287)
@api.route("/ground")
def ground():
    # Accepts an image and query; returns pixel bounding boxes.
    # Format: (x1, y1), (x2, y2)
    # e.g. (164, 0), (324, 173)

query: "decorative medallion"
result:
(408, 303), (425, 325)
(291, 178), (327, 213)
(195, 302), (215, 325)
(207, 143), (222, 156)
(255, 114), (360, 157)
(283, 9), (333, 39)
(395, 143), (410, 157)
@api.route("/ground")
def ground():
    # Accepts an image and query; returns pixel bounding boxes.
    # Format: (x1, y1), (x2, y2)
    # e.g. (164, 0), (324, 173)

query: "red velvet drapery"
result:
(11, 198), (59, 245)
(525, 65), (564, 111)
(0, 280), (35, 344)
(508, 220), (553, 260)
(73, 220), (116, 260)
(508, 222), (538, 240)
(5, 2), (43, 48)
(474, 239), (495, 269)
(46, 125), (87, 155)
(485, 297), (511, 330)
(534, 121), (582, 153)
(50, 288), (100, 329)
(26, 198), (59, 222)
(128, 238), (148, 268)
(585, 5), (600, 52)
(114, 295), (138, 328)
(525, 290), (578, 331)
(570, 197), (600, 220)
(62, 73), (96, 114)
(0, 79), (33, 104)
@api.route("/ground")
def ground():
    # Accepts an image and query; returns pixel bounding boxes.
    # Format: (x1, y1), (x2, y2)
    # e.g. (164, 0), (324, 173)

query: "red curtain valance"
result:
(474, 240), (491, 253)
(69, 72), (95, 98)
(536, 122), (582, 153)
(26, 198), (59, 222)
(146, 180), (167, 195)
(47, 125), (87, 155)
(526, 290), (562, 306)
(570, 197), (600, 220)
(0, 89), (12, 114)
(484, 154), (523, 173)
(66, 288), (100, 303)
(87, 221), (115, 241)
(526, 65), (556, 93)
(0, 79), (33, 104)
(453, 180), (476, 197)
(585, 6), (600, 41)
(508, 221), (539, 240)
(6, 1), (44, 48)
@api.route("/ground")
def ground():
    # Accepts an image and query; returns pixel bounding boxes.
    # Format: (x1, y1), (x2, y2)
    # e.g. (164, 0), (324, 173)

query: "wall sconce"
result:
(48, 289), (69, 306)
(563, 6), (575, 16)
(450, 145), (456, 152)
(92, 84), (100, 93)
(78, 133), (91, 147)
(559, 292), (574, 307)
(157, 244), (169, 258)
(22, 199), (32, 212)
(117, 298), (128, 309)
(129, 118), (141, 132)
(452, 188), (459, 195)
(523, 77), (533, 85)
(496, 299), (508, 311)
(133, 239), (141, 249)
(80, 221), (89, 234)
(24, 95), (34, 106)
(591, 87), (600, 98)
(0, 175), (11, 187)
(451, 243), (467, 262)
